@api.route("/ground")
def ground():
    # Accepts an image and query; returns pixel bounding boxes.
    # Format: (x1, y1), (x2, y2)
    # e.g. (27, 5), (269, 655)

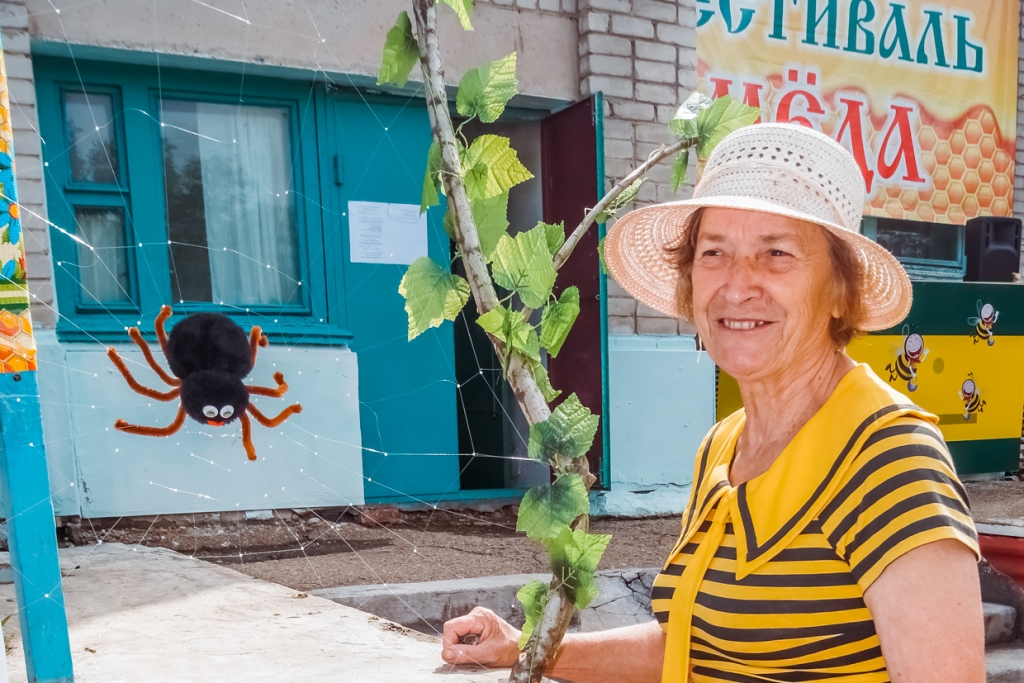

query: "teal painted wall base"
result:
(608, 335), (716, 490)
(27, 331), (364, 517)
(948, 438), (1019, 476)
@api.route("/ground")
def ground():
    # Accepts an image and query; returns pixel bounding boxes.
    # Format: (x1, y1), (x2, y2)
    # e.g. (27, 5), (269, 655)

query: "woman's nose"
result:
(721, 257), (761, 304)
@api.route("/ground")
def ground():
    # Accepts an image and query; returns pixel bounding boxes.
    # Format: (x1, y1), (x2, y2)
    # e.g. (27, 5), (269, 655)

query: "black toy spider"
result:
(107, 305), (302, 460)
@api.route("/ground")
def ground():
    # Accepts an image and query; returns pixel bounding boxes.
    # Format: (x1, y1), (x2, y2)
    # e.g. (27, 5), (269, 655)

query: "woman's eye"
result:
(202, 405), (218, 418)
(701, 249), (721, 257)
(220, 406), (235, 419)
(770, 249), (790, 257)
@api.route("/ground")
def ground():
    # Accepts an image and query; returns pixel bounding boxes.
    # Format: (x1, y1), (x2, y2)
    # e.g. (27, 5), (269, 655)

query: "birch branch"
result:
(410, 0), (551, 426)
(551, 137), (691, 272)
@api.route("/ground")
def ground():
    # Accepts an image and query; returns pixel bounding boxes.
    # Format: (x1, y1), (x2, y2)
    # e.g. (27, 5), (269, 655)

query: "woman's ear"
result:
(830, 281), (845, 319)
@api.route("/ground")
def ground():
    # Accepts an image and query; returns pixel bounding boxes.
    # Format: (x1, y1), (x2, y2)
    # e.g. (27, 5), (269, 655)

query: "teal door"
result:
(326, 90), (460, 500)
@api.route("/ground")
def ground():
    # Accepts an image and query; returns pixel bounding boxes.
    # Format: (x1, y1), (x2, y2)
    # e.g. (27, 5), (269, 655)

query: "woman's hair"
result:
(666, 209), (865, 348)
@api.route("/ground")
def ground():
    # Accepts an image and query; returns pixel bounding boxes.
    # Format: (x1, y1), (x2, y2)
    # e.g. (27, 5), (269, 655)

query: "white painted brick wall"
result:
(1, 0), (54, 328)
(580, 0), (696, 336)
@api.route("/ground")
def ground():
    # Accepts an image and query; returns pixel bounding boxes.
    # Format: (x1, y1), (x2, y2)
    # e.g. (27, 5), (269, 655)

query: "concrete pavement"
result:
(0, 544), (507, 683)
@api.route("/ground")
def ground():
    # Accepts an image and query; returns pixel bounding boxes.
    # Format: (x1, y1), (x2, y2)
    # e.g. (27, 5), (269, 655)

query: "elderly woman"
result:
(441, 123), (984, 683)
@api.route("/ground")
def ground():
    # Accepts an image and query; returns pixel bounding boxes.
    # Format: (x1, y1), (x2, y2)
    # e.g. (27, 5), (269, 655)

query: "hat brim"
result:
(604, 196), (913, 332)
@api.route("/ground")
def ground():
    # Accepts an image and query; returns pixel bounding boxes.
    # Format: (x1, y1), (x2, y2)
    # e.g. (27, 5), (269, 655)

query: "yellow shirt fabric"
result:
(651, 364), (979, 683)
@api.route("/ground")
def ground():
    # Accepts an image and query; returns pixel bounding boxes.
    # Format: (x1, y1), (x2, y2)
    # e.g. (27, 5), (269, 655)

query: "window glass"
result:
(874, 217), (960, 262)
(65, 92), (119, 185)
(75, 206), (130, 303)
(161, 99), (300, 306)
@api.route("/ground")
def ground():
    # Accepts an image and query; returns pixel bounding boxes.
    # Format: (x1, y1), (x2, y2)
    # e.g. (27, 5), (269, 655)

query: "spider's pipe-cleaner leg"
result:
(247, 372), (288, 398)
(114, 404), (187, 437)
(107, 348), (181, 401)
(155, 305), (173, 357)
(128, 327), (180, 387)
(239, 412), (257, 461)
(246, 402), (302, 428)
(249, 326), (268, 366)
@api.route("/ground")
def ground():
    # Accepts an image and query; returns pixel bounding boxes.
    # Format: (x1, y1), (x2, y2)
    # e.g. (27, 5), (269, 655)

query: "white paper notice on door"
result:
(348, 201), (429, 265)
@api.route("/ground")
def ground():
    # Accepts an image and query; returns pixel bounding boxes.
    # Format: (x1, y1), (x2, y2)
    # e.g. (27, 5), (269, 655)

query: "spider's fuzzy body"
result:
(107, 305), (302, 461)
(168, 313), (252, 426)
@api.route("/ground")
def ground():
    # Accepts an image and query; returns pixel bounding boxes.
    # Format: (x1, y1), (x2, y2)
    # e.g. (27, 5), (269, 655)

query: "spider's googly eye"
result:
(220, 406), (235, 419)
(202, 405), (218, 418)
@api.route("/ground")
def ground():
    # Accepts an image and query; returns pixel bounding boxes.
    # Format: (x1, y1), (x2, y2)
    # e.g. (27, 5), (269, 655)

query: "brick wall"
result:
(578, 0), (696, 336)
(2, 0), (54, 328)
(477, 0), (579, 11)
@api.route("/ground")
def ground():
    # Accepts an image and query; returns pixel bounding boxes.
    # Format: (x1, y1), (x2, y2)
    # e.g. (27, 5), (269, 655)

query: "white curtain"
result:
(196, 103), (298, 305)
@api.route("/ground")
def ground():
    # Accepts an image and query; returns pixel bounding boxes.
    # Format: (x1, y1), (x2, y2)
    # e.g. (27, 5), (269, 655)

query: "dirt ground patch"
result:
(62, 480), (1020, 592)
(965, 480), (1024, 524)
(65, 508), (682, 592)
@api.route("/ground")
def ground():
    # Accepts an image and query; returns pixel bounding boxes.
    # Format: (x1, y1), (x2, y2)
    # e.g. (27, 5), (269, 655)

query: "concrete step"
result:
(312, 568), (659, 636)
(987, 642), (1024, 682)
(987, 602), (1018, 646)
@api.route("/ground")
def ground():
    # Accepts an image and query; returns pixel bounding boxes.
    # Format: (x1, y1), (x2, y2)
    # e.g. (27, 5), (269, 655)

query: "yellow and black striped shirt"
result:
(651, 365), (978, 683)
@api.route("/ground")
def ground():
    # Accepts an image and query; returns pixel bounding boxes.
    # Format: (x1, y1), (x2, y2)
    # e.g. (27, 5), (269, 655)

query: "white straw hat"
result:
(604, 122), (912, 331)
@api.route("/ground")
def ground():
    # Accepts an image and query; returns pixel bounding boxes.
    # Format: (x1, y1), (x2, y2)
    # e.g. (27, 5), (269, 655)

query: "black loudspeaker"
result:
(965, 216), (1022, 283)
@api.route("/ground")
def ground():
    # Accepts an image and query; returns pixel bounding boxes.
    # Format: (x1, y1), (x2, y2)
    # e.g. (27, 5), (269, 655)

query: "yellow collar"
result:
(674, 364), (936, 579)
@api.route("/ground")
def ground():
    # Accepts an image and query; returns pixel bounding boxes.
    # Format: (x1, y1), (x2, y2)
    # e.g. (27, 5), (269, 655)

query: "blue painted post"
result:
(0, 374), (74, 682)
(0, 30), (75, 683)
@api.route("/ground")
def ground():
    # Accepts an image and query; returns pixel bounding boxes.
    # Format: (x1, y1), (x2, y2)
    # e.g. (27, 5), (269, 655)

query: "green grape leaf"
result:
(696, 94), (761, 160)
(517, 473), (589, 541)
(473, 192), (510, 261)
(595, 178), (644, 224)
(441, 192), (509, 261)
(540, 286), (580, 358)
(461, 135), (533, 201)
(528, 357), (560, 402)
(491, 228), (556, 309)
(668, 91), (712, 140)
(545, 526), (611, 609)
(537, 221), (565, 257)
(439, 0), (474, 30)
(670, 148), (689, 194)
(377, 12), (420, 88)
(456, 53), (518, 123)
(398, 257), (470, 341)
(442, 208), (457, 242)
(477, 305), (540, 362)
(421, 141), (443, 213)
(528, 393), (600, 464)
(517, 580), (549, 648)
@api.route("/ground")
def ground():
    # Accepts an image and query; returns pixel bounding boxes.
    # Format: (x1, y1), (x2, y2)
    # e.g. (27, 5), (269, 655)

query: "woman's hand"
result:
(441, 606), (521, 668)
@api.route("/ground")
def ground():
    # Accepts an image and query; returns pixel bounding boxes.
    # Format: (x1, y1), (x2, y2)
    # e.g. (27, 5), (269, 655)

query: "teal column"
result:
(0, 31), (75, 683)
(0, 374), (73, 682)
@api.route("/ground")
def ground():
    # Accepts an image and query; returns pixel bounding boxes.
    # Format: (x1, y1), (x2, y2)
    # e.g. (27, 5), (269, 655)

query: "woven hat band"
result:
(695, 159), (852, 234)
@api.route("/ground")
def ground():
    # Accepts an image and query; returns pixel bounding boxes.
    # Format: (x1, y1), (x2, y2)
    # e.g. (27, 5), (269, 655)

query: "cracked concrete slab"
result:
(314, 568), (660, 635)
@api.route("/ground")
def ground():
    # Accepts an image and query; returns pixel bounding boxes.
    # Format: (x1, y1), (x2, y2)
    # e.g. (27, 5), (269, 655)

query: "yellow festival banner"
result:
(696, 0), (1018, 223)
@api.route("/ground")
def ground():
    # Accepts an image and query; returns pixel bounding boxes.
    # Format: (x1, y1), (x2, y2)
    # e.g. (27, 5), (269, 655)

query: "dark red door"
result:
(541, 96), (604, 484)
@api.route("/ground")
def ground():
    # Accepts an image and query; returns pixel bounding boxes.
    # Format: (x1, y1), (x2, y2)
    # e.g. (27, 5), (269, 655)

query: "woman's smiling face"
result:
(691, 207), (839, 384)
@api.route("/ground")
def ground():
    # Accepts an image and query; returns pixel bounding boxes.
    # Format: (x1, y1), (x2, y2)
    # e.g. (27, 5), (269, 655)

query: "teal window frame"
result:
(35, 55), (351, 344)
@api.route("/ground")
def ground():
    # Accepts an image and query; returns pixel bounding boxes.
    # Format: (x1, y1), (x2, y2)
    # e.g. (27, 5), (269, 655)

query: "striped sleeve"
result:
(818, 416), (980, 591)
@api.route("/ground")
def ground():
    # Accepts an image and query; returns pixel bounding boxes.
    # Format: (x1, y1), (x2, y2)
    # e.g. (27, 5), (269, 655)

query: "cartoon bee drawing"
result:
(885, 327), (928, 392)
(959, 373), (986, 420)
(968, 300), (999, 346)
